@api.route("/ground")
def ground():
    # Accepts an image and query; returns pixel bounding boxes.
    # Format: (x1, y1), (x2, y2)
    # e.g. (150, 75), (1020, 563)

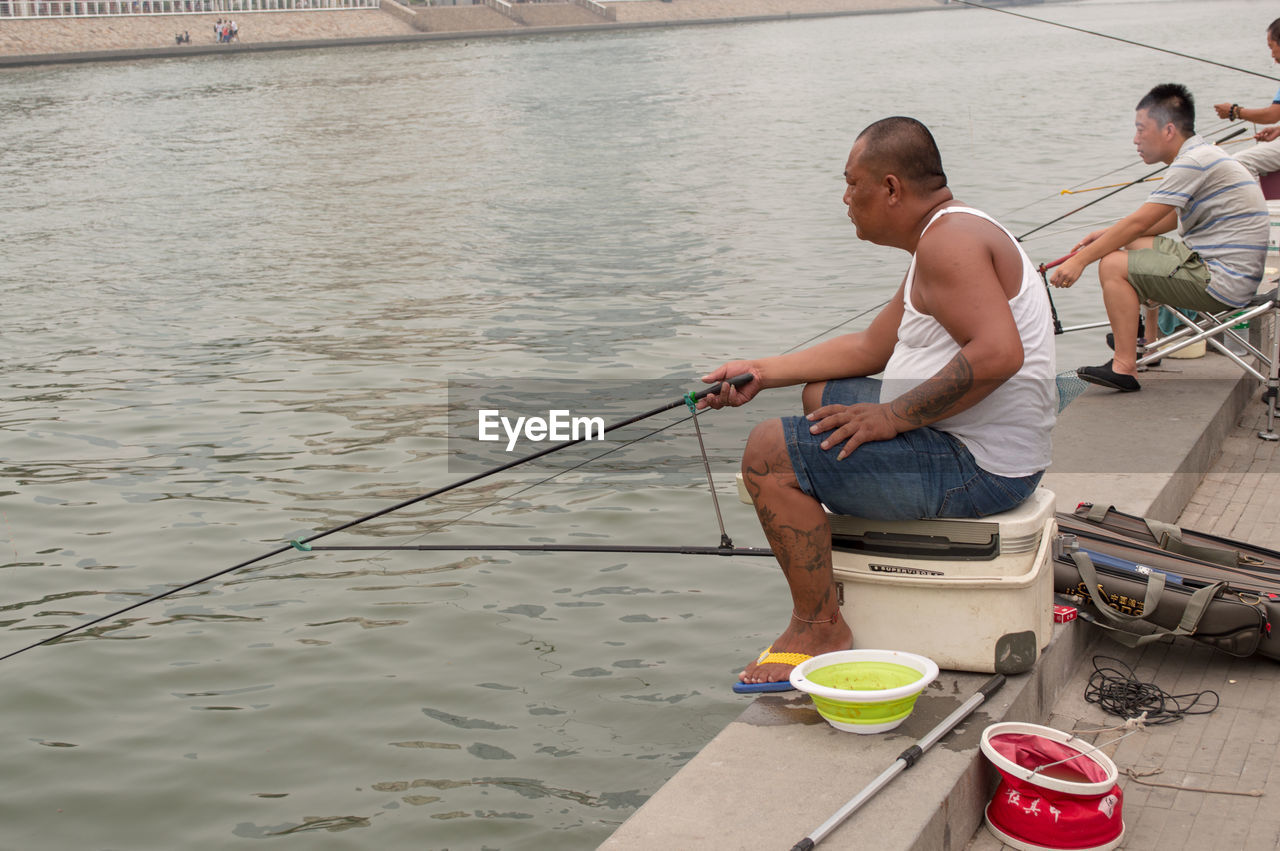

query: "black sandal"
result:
(1077, 363), (1141, 393)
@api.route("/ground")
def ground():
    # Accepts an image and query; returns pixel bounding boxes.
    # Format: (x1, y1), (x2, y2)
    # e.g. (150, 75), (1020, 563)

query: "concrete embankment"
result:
(0, 0), (941, 66)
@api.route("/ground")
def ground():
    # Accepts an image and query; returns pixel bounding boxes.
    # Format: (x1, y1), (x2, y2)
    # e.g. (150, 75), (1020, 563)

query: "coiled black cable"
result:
(1084, 655), (1219, 725)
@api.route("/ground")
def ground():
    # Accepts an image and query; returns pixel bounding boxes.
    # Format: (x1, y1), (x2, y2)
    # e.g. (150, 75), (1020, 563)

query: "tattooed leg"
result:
(738, 417), (852, 686)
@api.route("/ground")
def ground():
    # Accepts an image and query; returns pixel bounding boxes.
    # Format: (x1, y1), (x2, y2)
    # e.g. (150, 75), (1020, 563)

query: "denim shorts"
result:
(781, 377), (1043, 521)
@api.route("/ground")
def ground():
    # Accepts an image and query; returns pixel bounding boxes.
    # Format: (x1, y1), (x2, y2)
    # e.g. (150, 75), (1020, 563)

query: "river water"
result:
(1, 0), (1272, 847)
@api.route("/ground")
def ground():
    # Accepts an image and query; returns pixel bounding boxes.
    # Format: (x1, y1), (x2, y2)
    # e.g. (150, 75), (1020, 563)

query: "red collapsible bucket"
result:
(980, 722), (1124, 851)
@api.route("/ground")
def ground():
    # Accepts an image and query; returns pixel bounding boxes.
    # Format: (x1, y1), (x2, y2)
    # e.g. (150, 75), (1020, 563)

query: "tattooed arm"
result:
(888, 350), (976, 427)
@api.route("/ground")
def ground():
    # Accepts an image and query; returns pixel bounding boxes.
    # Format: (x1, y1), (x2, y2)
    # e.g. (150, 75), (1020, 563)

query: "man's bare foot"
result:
(738, 613), (853, 686)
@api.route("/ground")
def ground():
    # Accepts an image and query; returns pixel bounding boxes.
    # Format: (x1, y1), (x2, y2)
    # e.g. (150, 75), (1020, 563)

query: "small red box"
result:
(1053, 605), (1077, 623)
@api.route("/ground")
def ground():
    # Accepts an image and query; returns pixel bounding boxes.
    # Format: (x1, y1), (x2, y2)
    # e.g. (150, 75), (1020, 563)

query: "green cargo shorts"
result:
(1126, 236), (1230, 313)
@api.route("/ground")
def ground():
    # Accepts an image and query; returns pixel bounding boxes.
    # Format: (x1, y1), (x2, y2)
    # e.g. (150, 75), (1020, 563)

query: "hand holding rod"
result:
(1038, 250), (1078, 272)
(1037, 253), (1078, 335)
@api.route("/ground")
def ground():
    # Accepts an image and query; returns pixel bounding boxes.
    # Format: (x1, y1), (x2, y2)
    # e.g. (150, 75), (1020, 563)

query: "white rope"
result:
(1028, 715), (1148, 776)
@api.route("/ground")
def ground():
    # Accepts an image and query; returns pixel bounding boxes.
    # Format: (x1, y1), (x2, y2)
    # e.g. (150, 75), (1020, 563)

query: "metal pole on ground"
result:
(789, 673), (1007, 851)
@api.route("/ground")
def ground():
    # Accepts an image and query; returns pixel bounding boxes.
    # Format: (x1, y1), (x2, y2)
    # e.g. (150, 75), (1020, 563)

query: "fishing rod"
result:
(1060, 177), (1162, 196)
(949, 0), (1280, 83)
(1018, 125), (1249, 242)
(1037, 251), (1073, 336)
(294, 542), (775, 556)
(0, 374), (753, 665)
(1064, 525), (1280, 584)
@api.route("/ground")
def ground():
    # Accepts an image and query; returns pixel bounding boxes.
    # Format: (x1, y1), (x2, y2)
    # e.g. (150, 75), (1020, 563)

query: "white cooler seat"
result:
(736, 475), (1057, 674)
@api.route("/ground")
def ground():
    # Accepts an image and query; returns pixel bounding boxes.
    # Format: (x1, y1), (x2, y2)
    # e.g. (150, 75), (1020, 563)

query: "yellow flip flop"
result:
(733, 645), (811, 694)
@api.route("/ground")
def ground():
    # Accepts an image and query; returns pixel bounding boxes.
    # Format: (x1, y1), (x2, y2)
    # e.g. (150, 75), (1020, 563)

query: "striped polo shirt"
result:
(1148, 135), (1269, 307)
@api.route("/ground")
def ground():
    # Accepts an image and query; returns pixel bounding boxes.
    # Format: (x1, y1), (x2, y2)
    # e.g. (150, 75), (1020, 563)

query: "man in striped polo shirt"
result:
(1050, 83), (1268, 392)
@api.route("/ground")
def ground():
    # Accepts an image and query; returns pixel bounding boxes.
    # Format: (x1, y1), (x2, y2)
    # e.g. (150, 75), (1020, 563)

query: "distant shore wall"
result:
(0, 0), (943, 65)
(0, 8), (417, 56)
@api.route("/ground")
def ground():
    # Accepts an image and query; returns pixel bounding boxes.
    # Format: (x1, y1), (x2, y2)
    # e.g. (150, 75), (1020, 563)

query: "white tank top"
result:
(881, 206), (1056, 477)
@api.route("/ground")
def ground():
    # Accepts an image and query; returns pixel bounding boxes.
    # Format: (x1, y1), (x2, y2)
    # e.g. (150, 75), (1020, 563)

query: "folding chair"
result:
(1136, 288), (1280, 440)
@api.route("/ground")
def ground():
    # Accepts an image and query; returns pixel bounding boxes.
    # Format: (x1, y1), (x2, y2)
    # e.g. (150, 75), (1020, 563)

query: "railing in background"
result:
(479, 0), (510, 14)
(1, 0), (378, 18)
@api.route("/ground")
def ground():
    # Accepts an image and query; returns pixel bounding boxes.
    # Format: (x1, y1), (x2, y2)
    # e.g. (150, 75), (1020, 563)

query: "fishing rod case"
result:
(826, 488), (1058, 675)
(1053, 503), (1280, 660)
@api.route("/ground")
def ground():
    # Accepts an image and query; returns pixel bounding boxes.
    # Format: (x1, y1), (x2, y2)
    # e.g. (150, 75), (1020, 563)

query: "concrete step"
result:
(604, 354), (1256, 850)
(413, 3), (516, 30)
(510, 2), (603, 25)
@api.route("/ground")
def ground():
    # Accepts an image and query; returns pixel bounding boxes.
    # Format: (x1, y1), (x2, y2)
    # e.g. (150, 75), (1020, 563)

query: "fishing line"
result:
(997, 119), (1235, 223)
(1057, 119), (1235, 193)
(1056, 136), (1252, 196)
(401, 413), (696, 539)
(1019, 218), (1120, 245)
(950, 0), (1280, 82)
(311, 402), (762, 559)
(302, 298), (900, 562)
(782, 298), (890, 354)
(358, 293), (896, 556)
(340, 297), (899, 563)
(684, 396), (734, 548)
